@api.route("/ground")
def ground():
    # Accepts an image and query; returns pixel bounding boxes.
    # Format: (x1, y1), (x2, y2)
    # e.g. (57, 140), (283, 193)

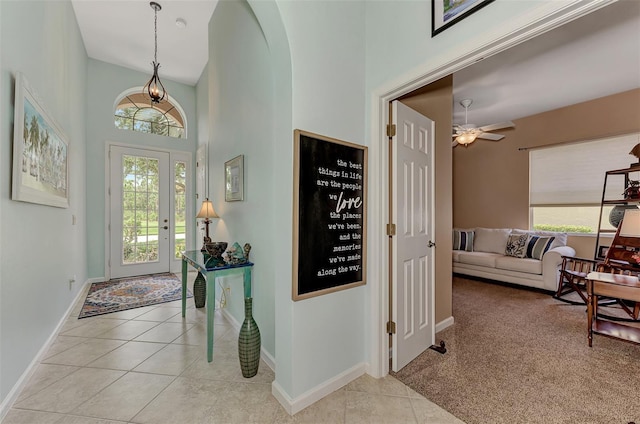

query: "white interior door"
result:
(391, 100), (436, 371)
(109, 146), (171, 279)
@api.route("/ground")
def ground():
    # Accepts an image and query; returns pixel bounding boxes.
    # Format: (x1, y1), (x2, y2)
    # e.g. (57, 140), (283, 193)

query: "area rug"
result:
(392, 276), (640, 424)
(79, 273), (192, 318)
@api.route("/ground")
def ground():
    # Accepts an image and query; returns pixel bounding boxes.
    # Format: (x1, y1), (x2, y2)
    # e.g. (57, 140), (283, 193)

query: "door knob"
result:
(428, 240), (436, 248)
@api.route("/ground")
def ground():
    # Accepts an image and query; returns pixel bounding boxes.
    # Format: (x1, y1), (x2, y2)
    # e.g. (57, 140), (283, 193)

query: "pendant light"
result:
(143, 2), (168, 104)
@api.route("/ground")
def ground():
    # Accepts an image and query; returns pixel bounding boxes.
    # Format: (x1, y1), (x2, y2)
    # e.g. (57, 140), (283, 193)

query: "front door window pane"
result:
(174, 161), (186, 258)
(122, 155), (160, 264)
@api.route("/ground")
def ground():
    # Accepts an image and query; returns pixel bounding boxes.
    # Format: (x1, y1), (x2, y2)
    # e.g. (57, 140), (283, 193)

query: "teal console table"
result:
(181, 250), (254, 362)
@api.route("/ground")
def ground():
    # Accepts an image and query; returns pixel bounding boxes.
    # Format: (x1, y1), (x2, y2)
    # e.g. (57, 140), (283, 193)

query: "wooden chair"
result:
(555, 256), (598, 304)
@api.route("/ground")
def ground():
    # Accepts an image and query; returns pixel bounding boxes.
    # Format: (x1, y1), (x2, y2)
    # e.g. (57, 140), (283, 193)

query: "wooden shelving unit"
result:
(594, 165), (640, 260)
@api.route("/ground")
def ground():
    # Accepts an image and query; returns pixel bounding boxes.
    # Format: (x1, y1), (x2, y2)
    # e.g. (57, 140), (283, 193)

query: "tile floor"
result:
(3, 272), (465, 424)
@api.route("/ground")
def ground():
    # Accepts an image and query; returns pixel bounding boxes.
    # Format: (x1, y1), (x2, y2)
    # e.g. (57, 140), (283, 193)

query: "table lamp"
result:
(196, 198), (219, 251)
(620, 208), (640, 237)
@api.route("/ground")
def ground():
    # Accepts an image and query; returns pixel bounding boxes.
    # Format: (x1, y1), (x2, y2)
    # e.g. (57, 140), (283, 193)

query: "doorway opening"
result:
(370, 1), (610, 378)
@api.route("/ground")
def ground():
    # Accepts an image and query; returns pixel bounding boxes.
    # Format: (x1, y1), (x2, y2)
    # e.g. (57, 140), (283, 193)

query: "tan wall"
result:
(399, 76), (453, 324)
(567, 234), (614, 259)
(454, 88), (640, 255)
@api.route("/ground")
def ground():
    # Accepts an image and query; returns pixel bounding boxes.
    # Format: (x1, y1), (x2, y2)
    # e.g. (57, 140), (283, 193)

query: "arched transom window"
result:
(114, 92), (186, 139)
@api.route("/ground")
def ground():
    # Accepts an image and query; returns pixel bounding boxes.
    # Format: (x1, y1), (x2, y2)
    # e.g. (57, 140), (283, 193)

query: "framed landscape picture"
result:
(12, 73), (69, 208)
(432, 0), (495, 37)
(225, 154), (244, 202)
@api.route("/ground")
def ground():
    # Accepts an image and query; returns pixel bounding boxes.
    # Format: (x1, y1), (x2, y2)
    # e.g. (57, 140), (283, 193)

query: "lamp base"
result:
(200, 236), (212, 252)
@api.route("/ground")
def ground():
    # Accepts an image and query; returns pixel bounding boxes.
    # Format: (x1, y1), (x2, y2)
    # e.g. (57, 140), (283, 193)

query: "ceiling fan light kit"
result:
(455, 133), (477, 146)
(452, 98), (514, 147)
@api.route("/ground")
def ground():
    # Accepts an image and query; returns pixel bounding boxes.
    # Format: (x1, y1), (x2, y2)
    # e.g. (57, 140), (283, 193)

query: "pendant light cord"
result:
(154, 7), (158, 63)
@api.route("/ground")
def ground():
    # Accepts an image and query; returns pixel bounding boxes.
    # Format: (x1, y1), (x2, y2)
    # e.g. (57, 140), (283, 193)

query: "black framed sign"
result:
(432, 0), (495, 37)
(292, 130), (367, 301)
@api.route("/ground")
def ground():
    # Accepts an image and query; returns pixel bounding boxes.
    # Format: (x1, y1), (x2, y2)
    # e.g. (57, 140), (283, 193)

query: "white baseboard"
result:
(0, 279), (90, 421)
(87, 276), (105, 284)
(436, 316), (454, 333)
(272, 362), (367, 416)
(220, 306), (241, 328)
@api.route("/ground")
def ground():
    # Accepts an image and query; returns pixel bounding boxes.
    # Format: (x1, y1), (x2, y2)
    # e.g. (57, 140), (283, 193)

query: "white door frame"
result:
(367, 0), (612, 378)
(104, 142), (194, 281)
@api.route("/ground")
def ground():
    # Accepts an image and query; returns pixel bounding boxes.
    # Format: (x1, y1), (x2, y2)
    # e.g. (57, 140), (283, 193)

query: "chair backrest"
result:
(562, 256), (596, 275)
(595, 262), (638, 277)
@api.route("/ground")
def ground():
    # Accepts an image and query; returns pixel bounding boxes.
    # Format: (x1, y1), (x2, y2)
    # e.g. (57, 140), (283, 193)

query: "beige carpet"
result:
(392, 276), (640, 424)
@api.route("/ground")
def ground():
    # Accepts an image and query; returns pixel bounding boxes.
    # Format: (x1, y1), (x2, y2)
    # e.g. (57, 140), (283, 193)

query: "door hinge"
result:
(386, 124), (396, 137)
(387, 321), (396, 334)
(386, 223), (396, 236)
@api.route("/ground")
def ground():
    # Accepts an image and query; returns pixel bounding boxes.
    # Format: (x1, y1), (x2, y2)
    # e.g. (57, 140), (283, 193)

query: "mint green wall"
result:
(205, 0), (278, 362)
(208, 0), (367, 400)
(0, 0), (88, 404)
(85, 59), (198, 278)
(274, 0), (367, 399)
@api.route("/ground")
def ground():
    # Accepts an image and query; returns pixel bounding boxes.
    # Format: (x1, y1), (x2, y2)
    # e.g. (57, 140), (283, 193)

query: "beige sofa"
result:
(452, 227), (576, 292)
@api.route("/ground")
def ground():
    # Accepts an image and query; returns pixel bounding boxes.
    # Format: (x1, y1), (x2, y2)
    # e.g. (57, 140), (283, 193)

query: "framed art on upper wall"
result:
(225, 154), (244, 202)
(12, 72), (69, 208)
(432, 0), (495, 37)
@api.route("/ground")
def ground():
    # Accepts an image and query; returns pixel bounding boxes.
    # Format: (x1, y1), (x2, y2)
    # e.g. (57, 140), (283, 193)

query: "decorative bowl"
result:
(205, 241), (228, 259)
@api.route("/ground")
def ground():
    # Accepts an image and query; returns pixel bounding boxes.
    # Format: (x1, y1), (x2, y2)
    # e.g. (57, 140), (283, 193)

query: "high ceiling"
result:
(72, 0), (218, 86)
(71, 1), (640, 124)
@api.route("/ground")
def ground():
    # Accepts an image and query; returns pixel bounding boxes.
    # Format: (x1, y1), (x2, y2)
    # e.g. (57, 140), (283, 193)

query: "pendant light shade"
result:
(143, 2), (168, 104)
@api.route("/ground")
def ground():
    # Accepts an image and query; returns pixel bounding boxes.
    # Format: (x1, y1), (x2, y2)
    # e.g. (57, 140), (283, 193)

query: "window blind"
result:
(530, 133), (640, 206)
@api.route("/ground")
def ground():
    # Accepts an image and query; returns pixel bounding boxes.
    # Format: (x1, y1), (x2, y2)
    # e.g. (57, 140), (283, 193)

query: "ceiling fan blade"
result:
(477, 132), (504, 141)
(479, 121), (515, 132)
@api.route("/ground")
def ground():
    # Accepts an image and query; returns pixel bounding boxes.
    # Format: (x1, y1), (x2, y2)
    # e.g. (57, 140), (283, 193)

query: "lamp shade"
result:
(196, 199), (219, 219)
(456, 132), (477, 146)
(620, 208), (640, 237)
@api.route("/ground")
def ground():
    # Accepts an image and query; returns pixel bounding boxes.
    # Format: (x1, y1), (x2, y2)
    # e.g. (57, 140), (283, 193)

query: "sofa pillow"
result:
(524, 235), (555, 260)
(505, 233), (528, 258)
(474, 228), (511, 254)
(453, 230), (474, 251)
(512, 229), (567, 249)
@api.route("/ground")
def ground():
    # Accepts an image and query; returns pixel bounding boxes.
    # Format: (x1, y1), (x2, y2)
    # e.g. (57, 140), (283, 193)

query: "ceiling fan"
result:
(452, 99), (515, 147)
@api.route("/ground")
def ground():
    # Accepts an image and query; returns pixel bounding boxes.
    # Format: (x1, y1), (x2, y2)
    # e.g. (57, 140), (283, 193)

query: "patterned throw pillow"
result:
(524, 235), (555, 260)
(453, 230), (474, 252)
(505, 234), (528, 258)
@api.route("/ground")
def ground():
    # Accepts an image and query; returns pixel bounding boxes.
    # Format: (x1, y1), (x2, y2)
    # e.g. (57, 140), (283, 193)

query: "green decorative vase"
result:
(238, 297), (261, 378)
(193, 272), (206, 308)
(609, 204), (638, 228)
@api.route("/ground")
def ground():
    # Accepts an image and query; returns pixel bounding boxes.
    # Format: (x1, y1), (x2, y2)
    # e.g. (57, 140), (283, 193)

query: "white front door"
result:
(391, 100), (436, 371)
(109, 146), (171, 279)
